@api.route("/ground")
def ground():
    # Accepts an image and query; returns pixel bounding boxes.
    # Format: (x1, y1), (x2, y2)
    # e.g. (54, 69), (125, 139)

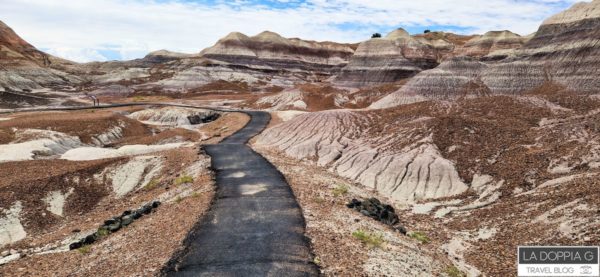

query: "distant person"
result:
(87, 94), (98, 106)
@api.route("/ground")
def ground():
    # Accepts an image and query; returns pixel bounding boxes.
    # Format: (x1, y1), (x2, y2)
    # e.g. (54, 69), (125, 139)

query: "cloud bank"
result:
(0, 0), (582, 62)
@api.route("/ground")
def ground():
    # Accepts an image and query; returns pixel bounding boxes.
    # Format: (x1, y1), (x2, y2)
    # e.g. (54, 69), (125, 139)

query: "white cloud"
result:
(0, 0), (585, 62)
(44, 47), (108, 63)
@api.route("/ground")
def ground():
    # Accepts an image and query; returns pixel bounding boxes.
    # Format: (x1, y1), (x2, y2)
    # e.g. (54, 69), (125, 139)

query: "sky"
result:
(0, 0), (583, 62)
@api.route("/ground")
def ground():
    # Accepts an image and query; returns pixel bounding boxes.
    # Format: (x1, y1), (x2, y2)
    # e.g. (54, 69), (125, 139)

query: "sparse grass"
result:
(445, 265), (466, 277)
(332, 184), (349, 197)
(145, 178), (160, 190)
(313, 195), (326, 204)
(409, 231), (430, 244)
(77, 245), (92, 254)
(313, 256), (321, 265)
(352, 229), (385, 248)
(175, 175), (194, 185)
(175, 196), (183, 203)
(191, 191), (201, 198)
(96, 228), (110, 237)
(132, 96), (146, 102)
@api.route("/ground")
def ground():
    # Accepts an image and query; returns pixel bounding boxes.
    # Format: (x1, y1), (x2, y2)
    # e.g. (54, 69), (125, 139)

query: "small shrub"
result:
(424, 29), (431, 34)
(175, 175), (194, 185)
(191, 191), (201, 198)
(332, 184), (349, 197)
(445, 265), (466, 277)
(133, 96), (146, 102)
(145, 178), (160, 190)
(175, 196), (183, 203)
(352, 229), (385, 248)
(97, 228), (110, 237)
(314, 196), (326, 204)
(371, 33), (382, 38)
(313, 256), (321, 265)
(77, 245), (92, 254)
(409, 231), (430, 244)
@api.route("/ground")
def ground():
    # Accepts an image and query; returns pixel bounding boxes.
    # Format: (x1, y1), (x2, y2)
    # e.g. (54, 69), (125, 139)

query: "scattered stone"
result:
(72, 229), (81, 233)
(132, 211), (143, 220)
(69, 241), (82, 250)
(121, 215), (133, 227)
(107, 220), (121, 232)
(69, 199), (162, 251)
(82, 234), (97, 245)
(1, 250), (9, 257)
(347, 198), (400, 226)
(140, 204), (152, 214)
(395, 225), (408, 235)
(187, 113), (220, 125)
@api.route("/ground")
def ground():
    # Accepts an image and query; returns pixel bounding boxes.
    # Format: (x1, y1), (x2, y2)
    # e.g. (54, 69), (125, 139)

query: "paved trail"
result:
(163, 111), (319, 276)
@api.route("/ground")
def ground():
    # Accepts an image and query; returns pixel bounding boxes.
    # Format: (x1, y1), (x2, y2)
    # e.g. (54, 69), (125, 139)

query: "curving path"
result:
(162, 111), (319, 276)
(1, 104), (318, 276)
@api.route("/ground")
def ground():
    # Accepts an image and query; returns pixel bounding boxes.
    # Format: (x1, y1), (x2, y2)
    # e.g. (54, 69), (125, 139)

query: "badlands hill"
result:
(1, 1), (600, 276)
(0, 21), (80, 91)
(200, 31), (356, 75)
(372, 0), (600, 108)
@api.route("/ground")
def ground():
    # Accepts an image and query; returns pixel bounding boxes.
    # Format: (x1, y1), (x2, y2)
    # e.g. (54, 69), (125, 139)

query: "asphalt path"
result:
(162, 110), (319, 276)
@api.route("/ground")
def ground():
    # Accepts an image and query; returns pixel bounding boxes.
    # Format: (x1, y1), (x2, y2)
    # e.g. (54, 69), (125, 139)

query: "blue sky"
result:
(0, 0), (582, 62)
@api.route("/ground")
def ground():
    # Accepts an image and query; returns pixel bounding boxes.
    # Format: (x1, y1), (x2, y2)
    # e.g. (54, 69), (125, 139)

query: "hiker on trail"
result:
(89, 95), (98, 106)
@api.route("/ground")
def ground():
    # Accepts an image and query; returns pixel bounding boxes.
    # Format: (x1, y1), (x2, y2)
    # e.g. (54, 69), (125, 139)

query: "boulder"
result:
(347, 198), (400, 226)
(132, 210), (143, 220)
(69, 241), (82, 250)
(121, 215), (133, 227)
(82, 234), (97, 245)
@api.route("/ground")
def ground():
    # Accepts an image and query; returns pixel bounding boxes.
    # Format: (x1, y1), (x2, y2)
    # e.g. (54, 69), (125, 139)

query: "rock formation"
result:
(200, 31), (355, 76)
(255, 108), (468, 203)
(0, 20), (80, 90)
(335, 28), (441, 87)
(457, 30), (529, 59)
(371, 0), (600, 109)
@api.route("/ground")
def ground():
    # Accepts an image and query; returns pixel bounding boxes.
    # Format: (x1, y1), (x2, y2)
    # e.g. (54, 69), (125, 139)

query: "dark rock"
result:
(121, 215), (134, 227)
(346, 198), (361, 208)
(72, 229), (81, 233)
(152, 201), (161, 208)
(69, 242), (82, 250)
(82, 234), (97, 245)
(368, 198), (381, 206)
(140, 204), (152, 214)
(132, 211), (143, 220)
(121, 210), (132, 217)
(107, 220), (121, 232)
(104, 219), (117, 226)
(187, 113), (220, 125)
(347, 197), (401, 227)
(394, 225), (407, 235)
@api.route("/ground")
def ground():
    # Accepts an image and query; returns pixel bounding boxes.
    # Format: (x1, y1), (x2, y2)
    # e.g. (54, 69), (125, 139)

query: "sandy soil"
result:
(0, 105), (251, 276)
